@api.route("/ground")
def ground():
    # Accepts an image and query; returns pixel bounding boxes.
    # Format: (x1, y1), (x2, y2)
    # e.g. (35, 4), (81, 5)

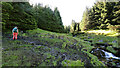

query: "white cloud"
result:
(29, 0), (96, 26)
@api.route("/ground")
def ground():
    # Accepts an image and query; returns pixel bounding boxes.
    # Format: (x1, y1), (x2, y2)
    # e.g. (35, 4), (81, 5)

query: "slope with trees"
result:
(2, 2), (64, 33)
(79, 1), (120, 31)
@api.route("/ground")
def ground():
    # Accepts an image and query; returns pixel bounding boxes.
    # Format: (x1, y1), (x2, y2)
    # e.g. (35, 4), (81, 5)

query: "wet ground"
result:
(73, 33), (120, 68)
(2, 33), (99, 67)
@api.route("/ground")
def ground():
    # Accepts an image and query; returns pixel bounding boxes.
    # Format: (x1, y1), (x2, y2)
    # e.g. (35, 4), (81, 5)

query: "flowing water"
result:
(102, 50), (120, 60)
(91, 48), (120, 67)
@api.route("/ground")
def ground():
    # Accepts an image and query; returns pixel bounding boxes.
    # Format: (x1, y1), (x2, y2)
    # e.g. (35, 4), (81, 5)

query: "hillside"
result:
(2, 28), (105, 67)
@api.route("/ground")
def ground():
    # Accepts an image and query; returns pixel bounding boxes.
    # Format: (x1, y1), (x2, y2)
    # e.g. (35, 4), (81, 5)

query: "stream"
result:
(73, 34), (120, 67)
(102, 50), (120, 60)
(91, 48), (120, 67)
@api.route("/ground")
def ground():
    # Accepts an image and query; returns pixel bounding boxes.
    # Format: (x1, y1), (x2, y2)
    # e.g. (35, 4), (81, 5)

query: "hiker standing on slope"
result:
(12, 26), (18, 40)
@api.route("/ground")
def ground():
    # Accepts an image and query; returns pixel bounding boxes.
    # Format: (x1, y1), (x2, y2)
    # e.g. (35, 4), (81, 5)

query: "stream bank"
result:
(73, 32), (120, 68)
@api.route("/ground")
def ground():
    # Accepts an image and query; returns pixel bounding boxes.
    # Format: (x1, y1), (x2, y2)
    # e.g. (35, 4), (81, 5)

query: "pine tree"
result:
(80, 1), (120, 30)
(80, 7), (90, 31)
(112, 2), (120, 25)
(70, 20), (76, 33)
(2, 2), (37, 31)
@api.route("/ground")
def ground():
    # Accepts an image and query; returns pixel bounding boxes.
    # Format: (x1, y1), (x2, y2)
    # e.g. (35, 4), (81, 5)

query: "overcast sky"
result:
(29, 0), (96, 26)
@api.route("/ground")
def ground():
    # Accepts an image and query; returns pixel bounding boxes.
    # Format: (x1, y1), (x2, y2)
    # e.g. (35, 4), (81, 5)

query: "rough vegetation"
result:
(73, 30), (120, 67)
(2, 29), (105, 67)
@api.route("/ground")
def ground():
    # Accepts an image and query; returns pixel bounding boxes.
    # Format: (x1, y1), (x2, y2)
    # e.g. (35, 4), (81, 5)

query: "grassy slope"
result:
(76, 30), (119, 54)
(2, 28), (105, 67)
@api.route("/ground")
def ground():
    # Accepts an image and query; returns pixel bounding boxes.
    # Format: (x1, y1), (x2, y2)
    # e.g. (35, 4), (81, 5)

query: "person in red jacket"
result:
(12, 26), (18, 40)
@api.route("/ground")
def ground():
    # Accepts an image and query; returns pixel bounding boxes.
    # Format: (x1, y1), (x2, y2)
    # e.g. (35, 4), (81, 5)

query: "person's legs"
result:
(15, 33), (18, 40)
(13, 33), (15, 40)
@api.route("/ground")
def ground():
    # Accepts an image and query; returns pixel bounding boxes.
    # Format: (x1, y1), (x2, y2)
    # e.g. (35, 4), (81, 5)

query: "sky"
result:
(29, 0), (96, 26)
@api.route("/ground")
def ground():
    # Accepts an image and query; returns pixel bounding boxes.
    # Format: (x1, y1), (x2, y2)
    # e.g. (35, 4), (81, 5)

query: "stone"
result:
(112, 40), (117, 43)
(99, 39), (103, 42)
(88, 36), (91, 39)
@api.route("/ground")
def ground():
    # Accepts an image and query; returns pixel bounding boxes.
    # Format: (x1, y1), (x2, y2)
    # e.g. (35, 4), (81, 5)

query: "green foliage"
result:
(2, 2), (65, 33)
(80, 7), (90, 31)
(107, 25), (120, 31)
(60, 49), (67, 53)
(80, 2), (120, 31)
(2, 2), (13, 31)
(2, 2), (37, 32)
(64, 25), (70, 33)
(99, 24), (108, 29)
(84, 51), (105, 67)
(106, 46), (117, 54)
(70, 20), (80, 33)
(62, 60), (84, 66)
(33, 5), (64, 33)
(62, 42), (66, 48)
